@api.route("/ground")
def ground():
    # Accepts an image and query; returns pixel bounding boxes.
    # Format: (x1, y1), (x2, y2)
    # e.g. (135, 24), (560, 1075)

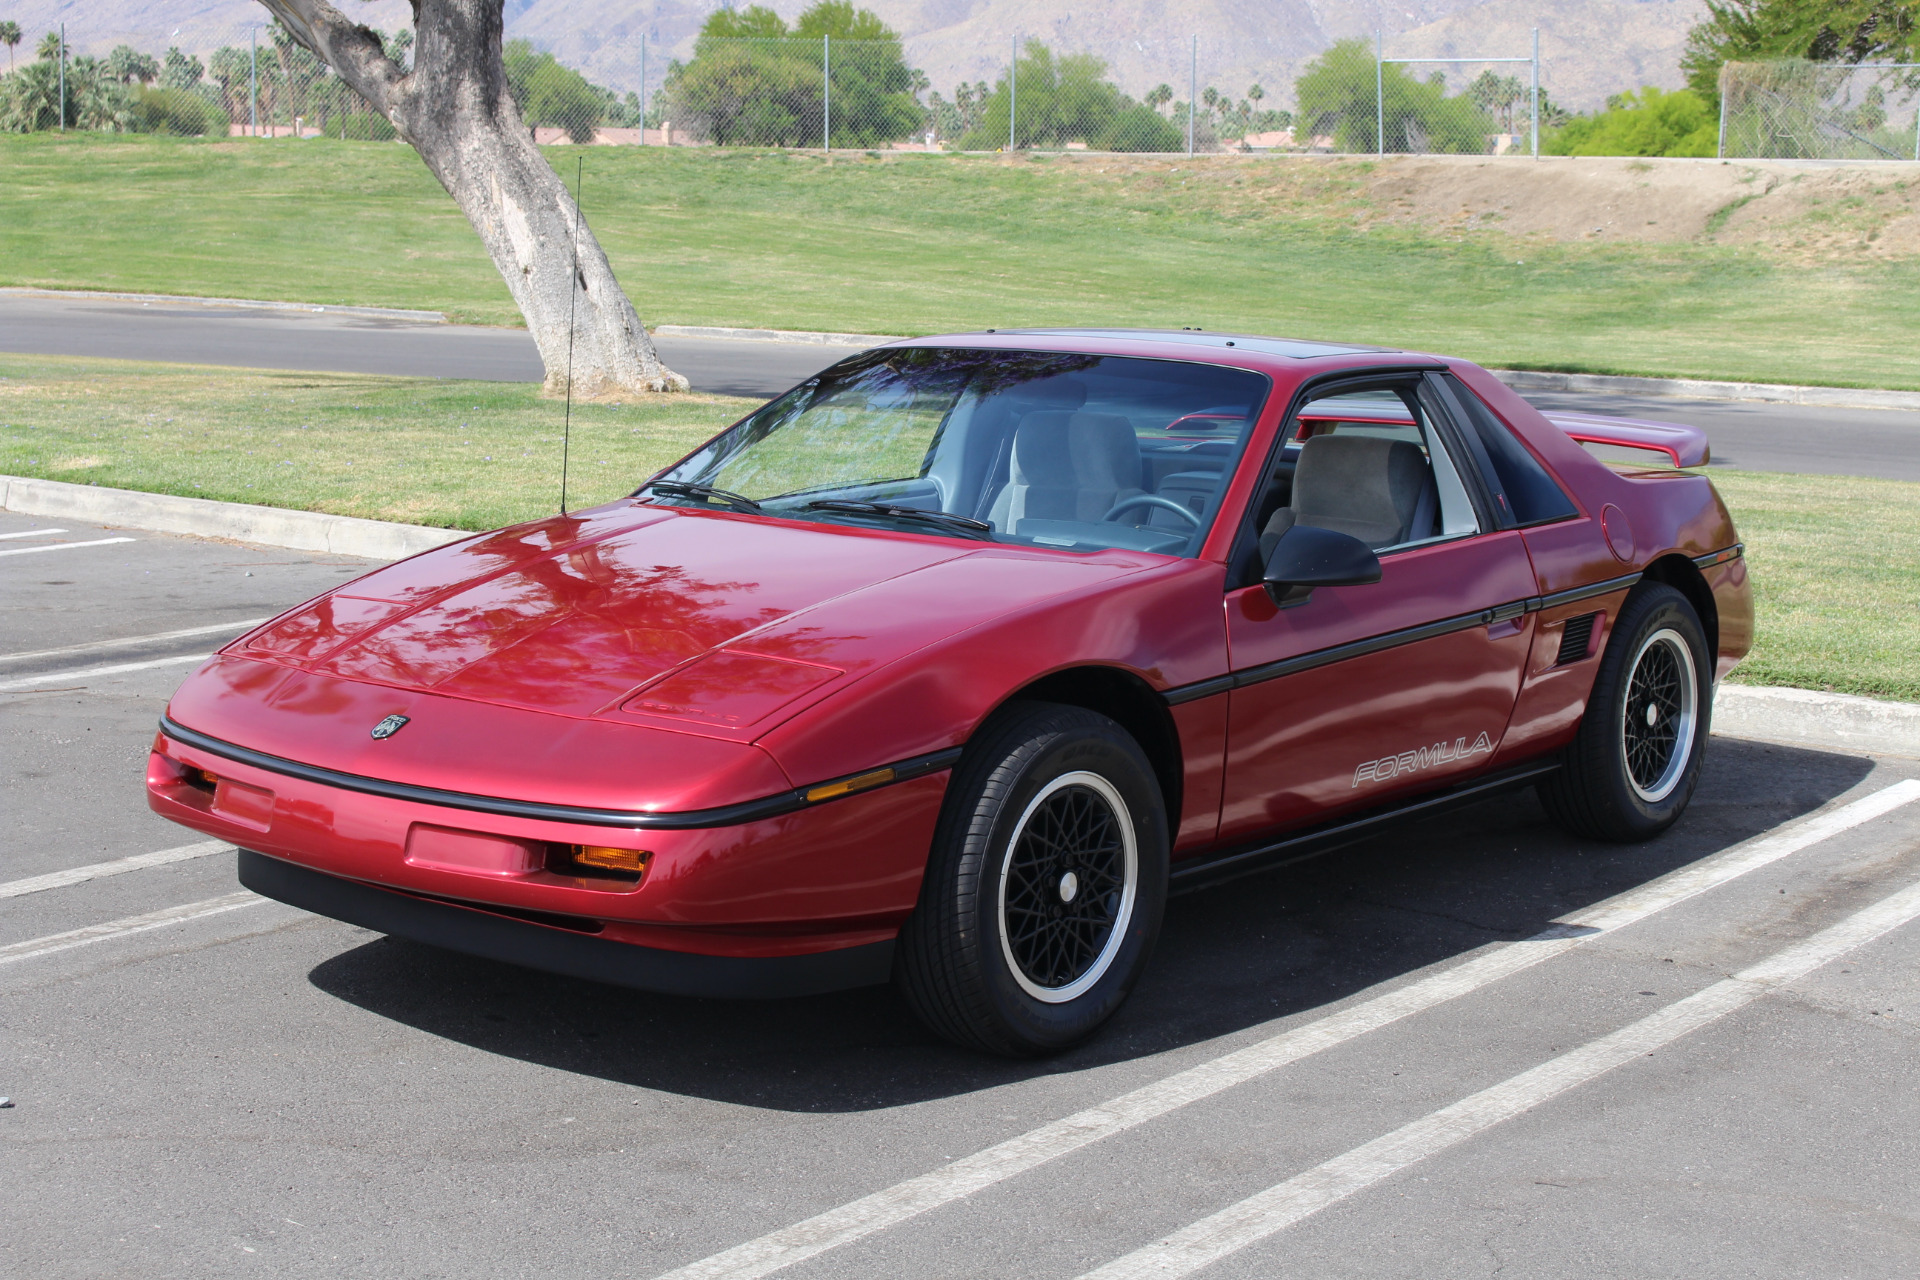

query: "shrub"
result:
(1545, 87), (1719, 157)
(133, 85), (226, 136)
(1095, 103), (1183, 152)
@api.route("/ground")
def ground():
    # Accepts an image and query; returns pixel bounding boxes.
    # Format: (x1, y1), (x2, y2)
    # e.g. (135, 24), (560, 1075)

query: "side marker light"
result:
(806, 767), (896, 804)
(572, 845), (651, 876)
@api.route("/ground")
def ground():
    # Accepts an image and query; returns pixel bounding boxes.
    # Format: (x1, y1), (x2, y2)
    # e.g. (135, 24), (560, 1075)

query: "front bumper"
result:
(240, 849), (896, 998)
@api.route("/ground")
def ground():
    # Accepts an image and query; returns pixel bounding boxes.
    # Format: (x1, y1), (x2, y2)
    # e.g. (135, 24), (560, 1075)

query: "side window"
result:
(1444, 378), (1579, 526)
(1252, 386), (1479, 563)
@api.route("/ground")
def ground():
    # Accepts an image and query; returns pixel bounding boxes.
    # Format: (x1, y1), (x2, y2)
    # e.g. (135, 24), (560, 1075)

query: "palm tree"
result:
(36, 29), (63, 63)
(0, 22), (22, 73)
(1247, 83), (1264, 106)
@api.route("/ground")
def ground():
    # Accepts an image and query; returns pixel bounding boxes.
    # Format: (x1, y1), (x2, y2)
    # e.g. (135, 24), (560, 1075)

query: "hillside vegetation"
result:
(3, 134), (1920, 388)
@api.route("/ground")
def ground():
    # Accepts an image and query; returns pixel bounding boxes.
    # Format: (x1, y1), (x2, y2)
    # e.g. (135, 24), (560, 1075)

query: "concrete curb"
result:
(1492, 368), (1920, 412)
(653, 324), (904, 347)
(1715, 684), (1920, 759)
(0, 475), (468, 562)
(0, 287), (447, 324)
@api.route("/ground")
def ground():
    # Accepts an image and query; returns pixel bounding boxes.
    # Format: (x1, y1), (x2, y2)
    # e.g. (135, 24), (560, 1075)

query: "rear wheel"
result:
(896, 702), (1169, 1056)
(1540, 583), (1710, 842)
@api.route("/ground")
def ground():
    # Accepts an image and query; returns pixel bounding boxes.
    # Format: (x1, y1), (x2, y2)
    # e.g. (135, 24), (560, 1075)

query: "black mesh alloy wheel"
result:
(1621, 628), (1698, 804)
(998, 772), (1138, 1002)
(897, 702), (1168, 1056)
(1541, 582), (1712, 843)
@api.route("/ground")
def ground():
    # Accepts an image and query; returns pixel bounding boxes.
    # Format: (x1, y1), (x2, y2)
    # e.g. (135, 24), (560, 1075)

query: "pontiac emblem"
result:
(370, 713), (411, 740)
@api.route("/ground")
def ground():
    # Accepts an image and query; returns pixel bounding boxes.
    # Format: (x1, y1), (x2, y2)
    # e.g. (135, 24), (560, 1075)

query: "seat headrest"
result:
(1292, 435), (1430, 550)
(1006, 376), (1088, 410)
(1012, 412), (1140, 489)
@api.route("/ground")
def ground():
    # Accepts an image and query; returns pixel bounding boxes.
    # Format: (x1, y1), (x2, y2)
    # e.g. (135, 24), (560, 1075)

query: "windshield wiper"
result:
(638, 480), (764, 514)
(803, 499), (995, 539)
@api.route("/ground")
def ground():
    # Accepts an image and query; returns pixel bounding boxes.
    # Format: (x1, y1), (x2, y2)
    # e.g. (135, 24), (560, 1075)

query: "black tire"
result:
(1539, 582), (1712, 843)
(895, 701), (1170, 1056)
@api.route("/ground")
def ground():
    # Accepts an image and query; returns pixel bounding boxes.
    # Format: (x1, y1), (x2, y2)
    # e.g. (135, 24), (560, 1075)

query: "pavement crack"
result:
(1350, 895), (1516, 937)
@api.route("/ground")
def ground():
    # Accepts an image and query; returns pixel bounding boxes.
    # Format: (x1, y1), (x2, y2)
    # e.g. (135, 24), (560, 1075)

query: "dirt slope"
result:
(1355, 155), (1920, 258)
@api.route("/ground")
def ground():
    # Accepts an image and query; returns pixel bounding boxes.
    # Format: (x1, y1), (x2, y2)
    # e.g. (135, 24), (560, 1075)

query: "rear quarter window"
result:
(1448, 378), (1579, 525)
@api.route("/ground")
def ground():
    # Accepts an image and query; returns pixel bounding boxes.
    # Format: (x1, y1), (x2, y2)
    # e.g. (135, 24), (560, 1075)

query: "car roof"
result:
(990, 328), (1390, 359)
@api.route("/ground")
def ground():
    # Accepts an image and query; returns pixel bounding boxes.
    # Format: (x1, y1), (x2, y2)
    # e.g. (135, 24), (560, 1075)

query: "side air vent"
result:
(1556, 612), (1600, 666)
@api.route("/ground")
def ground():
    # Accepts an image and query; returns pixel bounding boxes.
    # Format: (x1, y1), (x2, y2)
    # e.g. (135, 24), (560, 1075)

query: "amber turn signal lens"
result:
(805, 767), (895, 804)
(572, 845), (650, 876)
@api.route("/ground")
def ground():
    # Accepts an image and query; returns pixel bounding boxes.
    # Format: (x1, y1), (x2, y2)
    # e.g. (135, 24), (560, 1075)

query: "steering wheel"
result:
(1102, 494), (1202, 528)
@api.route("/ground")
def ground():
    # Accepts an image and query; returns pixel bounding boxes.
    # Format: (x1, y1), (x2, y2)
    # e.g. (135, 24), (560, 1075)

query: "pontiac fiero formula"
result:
(149, 331), (1750, 1054)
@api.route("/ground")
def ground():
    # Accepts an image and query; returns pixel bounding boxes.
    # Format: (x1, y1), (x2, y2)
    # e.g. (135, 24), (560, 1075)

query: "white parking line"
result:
(0, 527), (68, 540)
(1078, 873), (1920, 1280)
(0, 840), (233, 900)
(0, 535), (136, 558)
(650, 779), (1920, 1280)
(0, 892), (266, 968)
(0, 618), (268, 665)
(0, 652), (212, 692)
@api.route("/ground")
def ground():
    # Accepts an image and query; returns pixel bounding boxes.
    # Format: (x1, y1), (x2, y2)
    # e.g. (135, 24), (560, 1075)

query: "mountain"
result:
(9, 0), (1705, 111)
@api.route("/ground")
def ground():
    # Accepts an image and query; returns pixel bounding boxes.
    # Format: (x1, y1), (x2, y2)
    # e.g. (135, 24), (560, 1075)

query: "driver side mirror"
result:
(1262, 524), (1382, 606)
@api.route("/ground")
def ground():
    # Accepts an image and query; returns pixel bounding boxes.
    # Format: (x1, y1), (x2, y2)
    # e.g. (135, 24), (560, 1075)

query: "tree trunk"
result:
(257, 0), (686, 396)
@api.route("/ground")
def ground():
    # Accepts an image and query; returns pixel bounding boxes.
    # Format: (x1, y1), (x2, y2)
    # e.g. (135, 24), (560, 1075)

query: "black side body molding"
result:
(1168, 760), (1562, 893)
(161, 715), (961, 831)
(1160, 573), (1644, 705)
(238, 850), (895, 999)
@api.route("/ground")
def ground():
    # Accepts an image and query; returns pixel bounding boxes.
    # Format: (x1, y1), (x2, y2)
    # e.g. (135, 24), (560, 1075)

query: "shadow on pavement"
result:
(306, 737), (1873, 1112)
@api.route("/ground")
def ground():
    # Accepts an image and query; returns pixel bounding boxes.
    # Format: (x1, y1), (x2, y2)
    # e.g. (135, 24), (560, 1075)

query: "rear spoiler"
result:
(1542, 412), (1709, 469)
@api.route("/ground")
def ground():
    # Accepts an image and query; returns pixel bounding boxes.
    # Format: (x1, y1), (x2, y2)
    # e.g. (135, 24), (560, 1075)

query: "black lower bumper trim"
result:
(1167, 759), (1561, 894)
(239, 850), (895, 999)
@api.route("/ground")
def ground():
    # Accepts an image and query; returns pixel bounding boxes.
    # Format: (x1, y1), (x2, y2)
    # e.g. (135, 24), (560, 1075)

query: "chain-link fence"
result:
(2, 20), (1563, 157)
(0, 22), (410, 138)
(45, 19), (1920, 164)
(1718, 59), (1920, 161)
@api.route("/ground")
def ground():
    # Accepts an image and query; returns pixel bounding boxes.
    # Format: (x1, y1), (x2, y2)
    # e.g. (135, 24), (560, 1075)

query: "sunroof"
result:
(1000, 329), (1387, 359)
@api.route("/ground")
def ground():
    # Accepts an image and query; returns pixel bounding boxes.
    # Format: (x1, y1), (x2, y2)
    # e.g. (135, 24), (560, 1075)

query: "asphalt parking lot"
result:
(5, 509), (1920, 1279)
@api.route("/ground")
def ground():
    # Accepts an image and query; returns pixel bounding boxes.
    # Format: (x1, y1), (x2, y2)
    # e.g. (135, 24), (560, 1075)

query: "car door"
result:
(1216, 374), (1540, 843)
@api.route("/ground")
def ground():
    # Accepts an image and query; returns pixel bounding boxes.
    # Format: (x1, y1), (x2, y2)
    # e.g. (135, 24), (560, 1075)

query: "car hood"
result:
(227, 502), (1151, 738)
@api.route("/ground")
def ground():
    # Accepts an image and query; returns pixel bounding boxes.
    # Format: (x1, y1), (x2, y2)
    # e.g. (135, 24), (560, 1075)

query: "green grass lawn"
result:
(1705, 469), (1920, 702)
(2, 353), (1914, 701)
(6, 134), (1920, 389)
(0, 353), (755, 531)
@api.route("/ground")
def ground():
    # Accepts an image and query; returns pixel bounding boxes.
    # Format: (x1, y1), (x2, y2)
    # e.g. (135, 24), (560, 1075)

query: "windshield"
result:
(644, 348), (1271, 556)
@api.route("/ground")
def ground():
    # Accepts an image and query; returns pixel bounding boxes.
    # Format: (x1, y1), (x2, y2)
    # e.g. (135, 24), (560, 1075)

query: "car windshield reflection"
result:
(642, 347), (1272, 557)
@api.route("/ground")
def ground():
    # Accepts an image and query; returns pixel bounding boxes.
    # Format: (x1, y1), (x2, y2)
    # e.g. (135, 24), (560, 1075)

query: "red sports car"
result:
(148, 330), (1750, 1055)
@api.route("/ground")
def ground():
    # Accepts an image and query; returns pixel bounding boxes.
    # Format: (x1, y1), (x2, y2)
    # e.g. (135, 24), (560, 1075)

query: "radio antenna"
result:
(560, 153), (583, 515)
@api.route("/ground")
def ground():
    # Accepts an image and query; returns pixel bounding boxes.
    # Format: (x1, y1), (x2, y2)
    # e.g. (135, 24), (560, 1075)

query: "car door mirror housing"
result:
(1262, 524), (1383, 606)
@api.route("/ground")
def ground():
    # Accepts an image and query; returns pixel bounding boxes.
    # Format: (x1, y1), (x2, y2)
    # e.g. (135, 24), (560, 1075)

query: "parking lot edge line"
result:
(1075, 874), (1920, 1280)
(0, 536), (136, 559)
(0, 841), (234, 900)
(0, 618), (269, 665)
(0, 527), (67, 540)
(0, 892), (265, 967)
(0, 652), (212, 693)
(646, 780), (1920, 1280)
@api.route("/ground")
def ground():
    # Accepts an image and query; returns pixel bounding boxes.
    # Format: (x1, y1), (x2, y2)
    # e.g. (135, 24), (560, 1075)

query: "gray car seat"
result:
(988, 411), (1144, 529)
(1259, 435), (1438, 560)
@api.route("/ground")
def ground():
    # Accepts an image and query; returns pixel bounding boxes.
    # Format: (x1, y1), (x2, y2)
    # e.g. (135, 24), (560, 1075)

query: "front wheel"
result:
(1539, 582), (1711, 842)
(896, 702), (1169, 1056)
